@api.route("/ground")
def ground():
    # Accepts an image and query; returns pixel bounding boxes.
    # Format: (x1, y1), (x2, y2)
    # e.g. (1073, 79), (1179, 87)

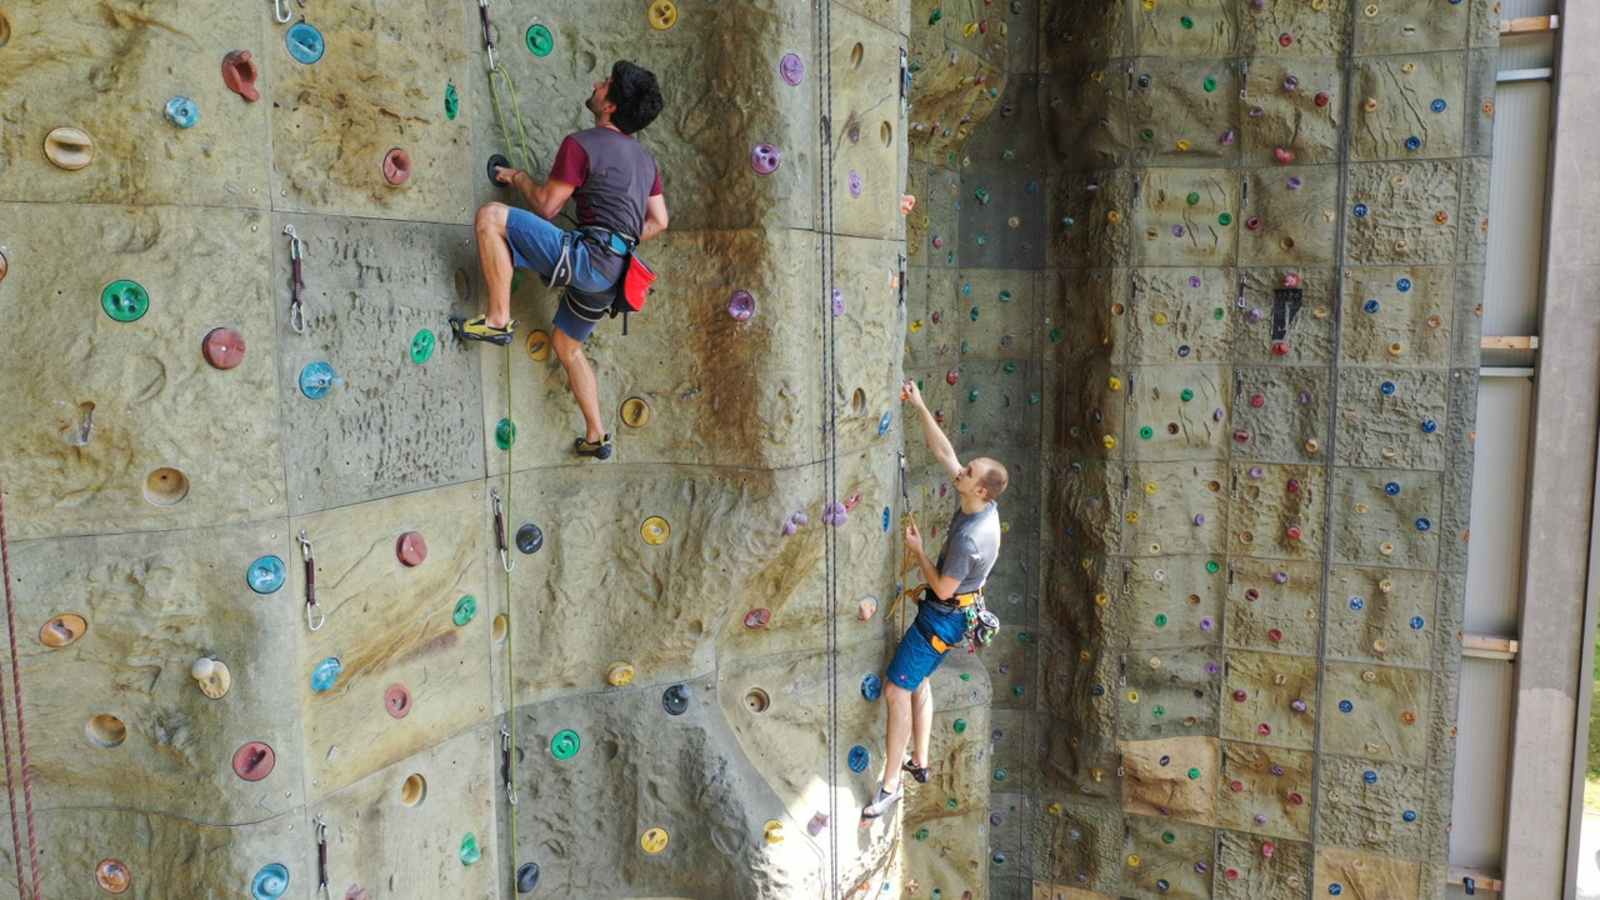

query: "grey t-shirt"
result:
(549, 127), (662, 283)
(936, 501), (1001, 594)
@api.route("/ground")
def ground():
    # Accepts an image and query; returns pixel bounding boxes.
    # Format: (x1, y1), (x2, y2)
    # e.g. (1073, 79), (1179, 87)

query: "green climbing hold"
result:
(1218, 212), (1233, 226)
(1162, 830), (1176, 844)
(1205, 560), (1220, 573)
(1152, 705), (1165, 718)
(444, 82), (459, 120)
(970, 306), (980, 321)
(993, 768), (1008, 782)
(1180, 388), (1194, 402)
(1203, 76), (1217, 92)
(1186, 191), (1201, 206)
(1213, 307), (1226, 320)
(495, 418), (517, 451)
(968, 389), (979, 403)
(101, 279), (149, 322)
(1028, 392), (1040, 405)
(998, 290), (1012, 303)
(1011, 685), (1025, 698)
(1018, 631), (1033, 643)
(1003, 361), (1018, 374)
(526, 23), (554, 57)
(550, 728), (581, 760)
(1187, 767), (1201, 780)
(974, 187), (991, 204)
(959, 672), (972, 681)
(410, 329), (436, 364)
(1139, 128), (1155, 142)
(1139, 426), (1154, 440)
(1180, 15), (1195, 29)
(452, 595), (477, 627)
(946, 797), (959, 810)
(1001, 149), (1016, 161)
(459, 833), (482, 865)
(1154, 613), (1168, 628)
(914, 827), (930, 841)
(953, 718), (967, 734)
(929, 8), (942, 25)
(960, 340), (971, 353)
(1049, 327), (1064, 343)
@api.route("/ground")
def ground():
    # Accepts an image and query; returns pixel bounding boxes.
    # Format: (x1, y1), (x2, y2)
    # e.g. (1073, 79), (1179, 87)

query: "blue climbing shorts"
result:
(503, 207), (618, 343)
(885, 592), (970, 692)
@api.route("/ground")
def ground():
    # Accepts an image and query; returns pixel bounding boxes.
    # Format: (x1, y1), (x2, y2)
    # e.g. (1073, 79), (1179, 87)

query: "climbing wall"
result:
(1026, 0), (1495, 898)
(0, 0), (993, 897)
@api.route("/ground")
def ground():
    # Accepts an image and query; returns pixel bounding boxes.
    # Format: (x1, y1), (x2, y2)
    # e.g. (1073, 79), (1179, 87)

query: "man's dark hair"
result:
(608, 61), (664, 135)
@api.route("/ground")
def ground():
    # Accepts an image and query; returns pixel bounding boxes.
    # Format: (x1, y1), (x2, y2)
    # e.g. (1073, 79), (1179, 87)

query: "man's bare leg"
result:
(911, 680), (934, 770)
(552, 327), (605, 443)
(881, 683), (913, 795)
(475, 203), (514, 330)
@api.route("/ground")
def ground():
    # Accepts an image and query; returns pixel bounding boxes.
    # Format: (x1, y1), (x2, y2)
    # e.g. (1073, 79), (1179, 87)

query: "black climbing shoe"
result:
(902, 759), (930, 784)
(487, 153), (512, 187)
(574, 434), (614, 460)
(455, 315), (516, 346)
(860, 785), (902, 821)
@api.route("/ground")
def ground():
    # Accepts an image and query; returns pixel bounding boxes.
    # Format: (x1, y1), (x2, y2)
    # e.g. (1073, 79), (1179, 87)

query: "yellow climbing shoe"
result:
(454, 315), (516, 345)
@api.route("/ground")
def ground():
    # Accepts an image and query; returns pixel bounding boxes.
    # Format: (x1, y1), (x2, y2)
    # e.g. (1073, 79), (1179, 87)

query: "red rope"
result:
(0, 491), (41, 899)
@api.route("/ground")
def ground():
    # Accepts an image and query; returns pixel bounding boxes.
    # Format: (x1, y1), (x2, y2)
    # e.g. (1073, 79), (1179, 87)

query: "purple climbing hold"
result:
(1193, 514), (1206, 526)
(1287, 176), (1303, 190)
(848, 171), (863, 198)
(831, 288), (845, 318)
(1188, 275), (1202, 288)
(780, 52), (806, 86)
(1274, 570), (1289, 584)
(822, 501), (848, 526)
(1248, 466), (1265, 479)
(751, 144), (782, 175)
(729, 289), (756, 321)
(1171, 225), (1185, 238)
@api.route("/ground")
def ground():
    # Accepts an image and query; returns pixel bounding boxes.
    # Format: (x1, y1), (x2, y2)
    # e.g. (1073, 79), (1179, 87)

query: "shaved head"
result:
(974, 457), (1009, 500)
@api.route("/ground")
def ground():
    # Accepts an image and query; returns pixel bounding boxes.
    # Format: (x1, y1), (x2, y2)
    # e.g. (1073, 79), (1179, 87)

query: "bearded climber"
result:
(862, 379), (1007, 821)
(458, 60), (668, 461)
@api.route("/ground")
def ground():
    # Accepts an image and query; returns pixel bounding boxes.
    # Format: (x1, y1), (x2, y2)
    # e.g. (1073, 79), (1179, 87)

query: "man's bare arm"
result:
(641, 194), (669, 242)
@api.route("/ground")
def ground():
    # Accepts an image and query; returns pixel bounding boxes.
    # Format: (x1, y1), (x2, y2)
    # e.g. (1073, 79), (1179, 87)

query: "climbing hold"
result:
(96, 859), (132, 894)
(831, 288), (845, 317)
(525, 23), (554, 57)
(383, 148), (412, 186)
(299, 362), (337, 399)
(232, 741), (276, 781)
(953, 718), (967, 734)
(728, 289), (756, 320)
(848, 171), (863, 198)
(1421, 418), (1438, 433)
(877, 410), (892, 436)
(202, 328), (247, 370)
(550, 729), (581, 760)
(222, 50), (261, 102)
(763, 820), (785, 845)
(621, 397), (652, 428)
(311, 657), (342, 693)
(751, 144), (782, 175)
(409, 328), (435, 364)
(251, 863), (290, 899)
(164, 96), (200, 129)
(0, 250), (7, 286)
(444, 82), (459, 119)
(861, 673), (882, 701)
(743, 608), (771, 629)
(780, 52), (806, 86)
(662, 684), (690, 715)
(453, 596), (477, 626)
(459, 833), (482, 866)
(848, 745), (869, 773)
(1354, 203), (1369, 218)
(605, 662), (636, 687)
(191, 657), (232, 699)
(396, 531), (428, 567)
(641, 516), (671, 545)
(495, 418), (517, 450)
(384, 683), (412, 718)
(648, 0), (678, 29)
(515, 523), (543, 554)
(247, 555), (287, 594)
(640, 827), (669, 855)
(44, 126), (95, 170)
(39, 613), (88, 649)
(101, 280), (149, 323)
(285, 22), (325, 64)
(526, 330), (551, 361)
(516, 863), (541, 893)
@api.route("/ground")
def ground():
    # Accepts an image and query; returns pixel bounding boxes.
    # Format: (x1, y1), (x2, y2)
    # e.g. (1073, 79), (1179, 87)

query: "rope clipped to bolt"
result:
(478, 0), (538, 176)
(0, 490), (41, 900)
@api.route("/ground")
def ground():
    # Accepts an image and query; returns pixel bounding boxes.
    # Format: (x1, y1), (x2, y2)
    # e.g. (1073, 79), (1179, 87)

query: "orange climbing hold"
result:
(222, 50), (260, 102)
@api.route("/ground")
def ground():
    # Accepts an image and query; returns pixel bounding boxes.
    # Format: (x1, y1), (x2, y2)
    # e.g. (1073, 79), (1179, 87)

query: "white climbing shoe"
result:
(860, 784), (902, 820)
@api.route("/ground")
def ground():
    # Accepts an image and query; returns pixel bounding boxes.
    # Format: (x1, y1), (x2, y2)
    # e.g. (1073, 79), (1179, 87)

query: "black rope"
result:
(816, 0), (840, 895)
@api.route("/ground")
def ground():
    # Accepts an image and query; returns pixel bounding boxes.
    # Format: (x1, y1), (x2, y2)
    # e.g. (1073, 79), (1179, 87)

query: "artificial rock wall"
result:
(0, 0), (1011, 897)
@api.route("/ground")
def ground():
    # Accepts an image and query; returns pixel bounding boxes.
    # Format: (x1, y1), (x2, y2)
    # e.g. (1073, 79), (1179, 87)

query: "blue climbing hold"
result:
(1090, 684), (1105, 696)
(1363, 299), (1380, 314)
(1349, 596), (1365, 611)
(246, 555), (286, 594)
(1385, 481), (1401, 495)
(164, 96), (199, 129)
(861, 673), (882, 701)
(1363, 769), (1378, 784)
(1415, 517), (1432, 532)
(882, 507), (891, 533)
(1403, 809), (1418, 822)
(848, 745), (869, 773)
(1339, 699), (1354, 714)
(1353, 203), (1369, 218)
(251, 863), (290, 899)
(1330, 885), (1343, 897)
(1405, 136), (1422, 152)
(878, 410), (893, 436)
(1421, 419), (1438, 433)
(286, 22), (325, 64)
(299, 361), (336, 399)
(1410, 616), (1425, 630)
(1397, 277), (1413, 293)
(1380, 381), (1397, 397)
(311, 657), (343, 693)
(1431, 98), (1447, 113)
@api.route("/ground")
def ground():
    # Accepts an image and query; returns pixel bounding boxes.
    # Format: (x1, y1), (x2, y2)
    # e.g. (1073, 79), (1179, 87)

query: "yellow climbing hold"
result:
(910, 319), (924, 333)
(1126, 690), (1140, 703)
(607, 662), (636, 687)
(1048, 802), (1062, 816)
(1143, 481), (1158, 495)
(764, 820), (785, 844)
(1094, 593), (1110, 607)
(640, 827), (670, 854)
(1106, 210), (1122, 225)
(648, 0), (678, 30)
(1102, 434), (1118, 450)
(1107, 376), (1123, 392)
(963, 22), (979, 37)
(1152, 312), (1169, 326)
(1174, 139), (1191, 152)
(642, 516), (671, 545)
(621, 397), (653, 429)
(1125, 512), (1140, 525)
(526, 330), (551, 362)
(1127, 854), (1142, 867)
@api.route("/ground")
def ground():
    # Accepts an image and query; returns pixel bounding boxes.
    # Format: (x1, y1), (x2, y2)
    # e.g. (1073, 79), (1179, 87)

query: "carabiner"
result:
(500, 725), (519, 806)
(492, 488), (513, 573)
(314, 815), (330, 899)
(300, 529), (325, 631)
(478, 0), (498, 71)
(274, 0), (292, 24)
(285, 225), (307, 335)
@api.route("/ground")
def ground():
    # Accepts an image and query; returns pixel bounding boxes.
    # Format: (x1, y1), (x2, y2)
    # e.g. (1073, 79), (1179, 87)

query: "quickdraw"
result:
(299, 530), (325, 631)
(492, 488), (513, 573)
(285, 225), (306, 335)
(273, 0), (298, 25)
(500, 725), (518, 806)
(476, 0), (497, 72)
(314, 815), (330, 899)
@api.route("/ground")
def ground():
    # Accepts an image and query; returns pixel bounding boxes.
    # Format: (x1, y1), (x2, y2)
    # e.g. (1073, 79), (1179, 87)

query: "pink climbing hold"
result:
(232, 741), (276, 781)
(744, 608), (771, 629)
(1273, 147), (1294, 165)
(383, 148), (412, 186)
(396, 531), (428, 566)
(222, 50), (260, 103)
(751, 144), (782, 175)
(202, 327), (247, 370)
(385, 683), (412, 718)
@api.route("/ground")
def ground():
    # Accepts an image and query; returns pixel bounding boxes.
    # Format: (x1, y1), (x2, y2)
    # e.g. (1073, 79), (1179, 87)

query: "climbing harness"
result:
(273, 0), (302, 25)
(299, 529), (325, 631)
(500, 725), (518, 806)
(284, 225), (306, 335)
(315, 815), (330, 899)
(0, 491), (41, 900)
(492, 488), (513, 573)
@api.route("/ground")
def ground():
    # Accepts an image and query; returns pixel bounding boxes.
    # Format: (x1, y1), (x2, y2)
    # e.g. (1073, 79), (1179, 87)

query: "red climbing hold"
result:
(1271, 340), (1291, 356)
(946, 369), (960, 385)
(222, 50), (260, 103)
(744, 608), (772, 629)
(232, 741), (276, 781)
(397, 531), (428, 566)
(1273, 146), (1294, 165)
(383, 148), (413, 186)
(385, 683), (412, 718)
(202, 327), (247, 370)
(1284, 526), (1302, 542)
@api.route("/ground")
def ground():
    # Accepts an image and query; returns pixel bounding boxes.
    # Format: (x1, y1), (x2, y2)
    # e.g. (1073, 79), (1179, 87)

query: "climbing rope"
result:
(0, 491), (41, 900)
(815, 0), (841, 894)
(478, 0), (539, 176)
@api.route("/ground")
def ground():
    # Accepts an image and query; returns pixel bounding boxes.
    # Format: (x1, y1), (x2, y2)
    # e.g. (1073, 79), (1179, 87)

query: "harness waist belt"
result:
(577, 225), (637, 257)
(924, 588), (981, 609)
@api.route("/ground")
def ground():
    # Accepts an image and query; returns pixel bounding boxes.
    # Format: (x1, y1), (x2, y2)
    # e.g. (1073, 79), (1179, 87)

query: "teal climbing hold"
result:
(410, 329), (436, 364)
(444, 82), (460, 119)
(495, 418), (517, 451)
(526, 23), (554, 57)
(970, 307), (980, 321)
(285, 22), (325, 64)
(459, 833), (482, 865)
(164, 96), (199, 129)
(1205, 560), (1220, 573)
(994, 768), (1008, 782)
(929, 9), (942, 25)
(1180, 388), (1194, 402)
(311, 657), (343, 693)
(1218, 212), (1233, 226)
(1003, 362), (1017, 374)
(1028, 392), (1040, 405)
(1203, 76), (1217, 92)
(101, 280), (149, 322)
(1139, 426), (1154, 440)
(299, 362), (336, 399)
(247, 555), (286, 594)
(250, 863), (290, 899)
(551, 729), (581, 760)
(968, 389), (979, 402)
(453, 595), (478, 626)
(998, 290), (1012, 302)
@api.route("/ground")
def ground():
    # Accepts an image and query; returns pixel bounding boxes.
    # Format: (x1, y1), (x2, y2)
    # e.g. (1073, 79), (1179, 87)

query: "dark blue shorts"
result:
(503, 207), (617, 343)
(885, 594), (970, 692)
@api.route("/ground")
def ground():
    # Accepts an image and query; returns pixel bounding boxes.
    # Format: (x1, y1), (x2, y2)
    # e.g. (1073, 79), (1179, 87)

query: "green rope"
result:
(488, 63), (539, 176)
